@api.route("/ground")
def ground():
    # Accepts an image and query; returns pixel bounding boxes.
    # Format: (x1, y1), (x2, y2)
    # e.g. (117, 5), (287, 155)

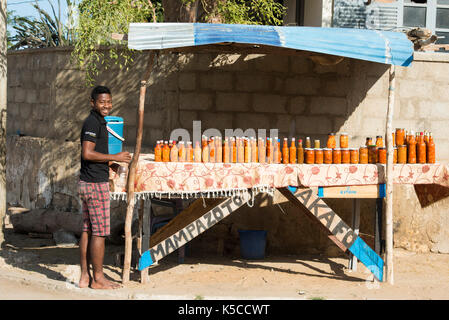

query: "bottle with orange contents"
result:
(417, 132), (426, 164)
(266, 138), (272, 164)
(223, 138), (230, 163)
(282, 138), (289, 164)
(209, 138), (216, 163)
(154, 140), (162, 162)
(376, 135), (384, 148)
(162, 141), (170, 162)
(251, 138), (258, 163)
(275, 137), (281, 164)
(237, 137), (244, 163)
(170, 141), (178, 162)
(216, 137), (222, 163)
(202, 138), (209, 163)
(427, 132), (435, 163)
(194, 141), (201, 162)
(407, 131), (416, 163)
(297, 139), (304, 164)
(258, 138), (266, 164)
(178, 141), (186, 162)
(231, 137), (237, 163)
(186, 141), (193, 162)
(273, 138), (279, 164)
(327, 133), (336, 149)
(289, 138), (297, 164)
(244, 138), (251, 163)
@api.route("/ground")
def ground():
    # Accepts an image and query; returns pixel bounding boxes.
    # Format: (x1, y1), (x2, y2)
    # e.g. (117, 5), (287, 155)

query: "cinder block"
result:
(216, 92), (250, 111)
(200, 72), (233, 91)
(253, 94), (287, 113)
(309, 97), (347, 115)
(178, 73), (197, 91)
(290, 57), (311, 74)
(235, 73), (272, 92)
(235, 113), (270, 131)
(178, 111), (199, 129)
(284, 76), (321, 95)
(295, 116), (332, 135)
(179, 92), (213, 111)
(289, 97), (307, 114)
(254, 55), (289, 73)
(199, 111), (233, 131)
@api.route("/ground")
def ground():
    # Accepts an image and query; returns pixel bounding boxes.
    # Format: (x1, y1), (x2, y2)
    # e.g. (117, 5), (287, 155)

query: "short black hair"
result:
(91, 85), (111, 101)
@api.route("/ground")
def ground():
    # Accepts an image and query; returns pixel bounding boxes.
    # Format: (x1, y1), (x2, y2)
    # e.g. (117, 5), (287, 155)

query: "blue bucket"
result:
(238, 230), (267, 260)
(104, 116), (124, 155)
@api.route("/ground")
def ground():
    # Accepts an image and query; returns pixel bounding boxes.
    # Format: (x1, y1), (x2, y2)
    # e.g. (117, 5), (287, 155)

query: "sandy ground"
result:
(1, 228), (449, 300)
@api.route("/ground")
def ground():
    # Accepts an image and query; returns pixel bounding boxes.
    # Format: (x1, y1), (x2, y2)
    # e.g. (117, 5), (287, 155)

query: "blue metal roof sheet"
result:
(128, 23), (413, 66)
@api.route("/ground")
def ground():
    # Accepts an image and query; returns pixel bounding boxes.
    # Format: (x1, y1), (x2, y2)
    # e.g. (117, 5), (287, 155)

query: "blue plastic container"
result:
(104, 116), (124, 154)
(238, 230), (267, 260)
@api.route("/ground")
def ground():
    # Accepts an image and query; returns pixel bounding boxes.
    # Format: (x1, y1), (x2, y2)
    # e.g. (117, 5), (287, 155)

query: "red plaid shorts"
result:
(78, 180), (110, 237)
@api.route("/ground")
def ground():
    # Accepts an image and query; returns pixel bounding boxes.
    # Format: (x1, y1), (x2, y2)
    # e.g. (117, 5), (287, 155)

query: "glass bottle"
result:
(154, 140), (162, 162)
(395, 128), (405, 146)
(333, 148), (341, 164)
(251, 137), (258, 163)
(305, 137), (311, 149)
(194, 141), (202, 163)
(397, 145), (407, 164)
(223, 138), (230, 163)
(407, 134), (416, 164)
(427, 133), (435, 164)
(378, 147), (387, 164)
(350, 148), (359, 164)
(237, 137), (244, 163)
(417, 132), (426, 164)
(323, 148), (333, 164)
(216, 137), (222, 163)
(375, 135), (384, 148)
(359, 146), (368, 164)
(341, 148), (350, 164)
(209, 138), (215, 163)
(289, 138), (297, 164)
(202, 139), (209, 163)
(297, 139), (304, 164)
(170, 141), (178, 162)
(282, 138), (289, 164)
(365, 137), (373, 147)
(327, 133), (336, 149)
(305, 148), (315, 164)
(162, 141), (170, 162)
(340, 133), (349, 148)
(244, 138), (251, 163)
(178, 141), (186, 162)
(258, 138), (265, 164)
(315, 148), (323, 164)
(314, 139), (320, 149)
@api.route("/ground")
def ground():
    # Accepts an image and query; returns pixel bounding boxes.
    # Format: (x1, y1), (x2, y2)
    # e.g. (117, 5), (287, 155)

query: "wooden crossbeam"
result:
(138, 193), (250, 271)
(279, 187), (384, 282)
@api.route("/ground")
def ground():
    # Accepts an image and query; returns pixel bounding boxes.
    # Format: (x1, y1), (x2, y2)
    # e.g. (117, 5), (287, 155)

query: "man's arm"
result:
(82, 141), (131, 163)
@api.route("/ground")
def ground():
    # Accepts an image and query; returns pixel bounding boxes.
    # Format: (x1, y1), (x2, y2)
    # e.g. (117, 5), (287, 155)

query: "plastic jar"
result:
(305, 148), (315, 164)
(333, 148), (341, 164)
(341, 148), (350, 164)
(323, 148), (333, 164)
(350, 148), (359, 164)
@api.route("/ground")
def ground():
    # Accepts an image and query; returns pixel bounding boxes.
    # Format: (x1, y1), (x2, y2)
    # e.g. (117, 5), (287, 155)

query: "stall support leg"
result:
(140, 199), (150, 284)
(375, 198), (383, 255)
(349, 199), (360, 271)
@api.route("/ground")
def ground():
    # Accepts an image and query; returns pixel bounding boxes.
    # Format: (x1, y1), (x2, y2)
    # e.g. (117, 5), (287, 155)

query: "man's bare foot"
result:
(78, 273), (91, 288)
(90, 277), (121, 290)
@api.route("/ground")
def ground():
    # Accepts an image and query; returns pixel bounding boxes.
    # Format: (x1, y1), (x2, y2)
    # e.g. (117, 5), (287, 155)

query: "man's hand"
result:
(115, 151), (132, 163)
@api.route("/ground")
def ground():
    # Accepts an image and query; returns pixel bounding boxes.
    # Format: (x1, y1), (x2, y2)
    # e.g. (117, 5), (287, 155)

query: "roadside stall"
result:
(109, 23), (443, 286)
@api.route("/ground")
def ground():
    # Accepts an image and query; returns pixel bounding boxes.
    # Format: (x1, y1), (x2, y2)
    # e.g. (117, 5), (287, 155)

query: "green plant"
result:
(72, 0), (163, 85)
(8, 0), (76, 50)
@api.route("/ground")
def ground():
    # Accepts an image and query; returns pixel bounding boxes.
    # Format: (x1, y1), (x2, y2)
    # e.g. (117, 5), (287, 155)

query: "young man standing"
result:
(78, 86), (131, 289)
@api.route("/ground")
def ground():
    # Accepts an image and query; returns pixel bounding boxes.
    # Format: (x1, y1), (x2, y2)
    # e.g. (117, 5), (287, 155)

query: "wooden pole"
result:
(0, 0), (7, 245)
(385, 65), (396, 284)
(122, 51), (156, 284)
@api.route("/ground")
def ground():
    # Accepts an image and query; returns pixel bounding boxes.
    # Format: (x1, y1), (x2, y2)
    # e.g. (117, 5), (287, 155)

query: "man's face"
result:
(91, 93), (112, 117)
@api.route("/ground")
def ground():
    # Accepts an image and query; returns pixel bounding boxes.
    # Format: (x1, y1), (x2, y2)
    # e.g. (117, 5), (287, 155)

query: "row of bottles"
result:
(153, 132), (435, 164)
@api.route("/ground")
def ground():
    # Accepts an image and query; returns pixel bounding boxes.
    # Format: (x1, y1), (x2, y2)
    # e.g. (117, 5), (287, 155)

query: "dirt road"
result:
(1, 230), (448, 300)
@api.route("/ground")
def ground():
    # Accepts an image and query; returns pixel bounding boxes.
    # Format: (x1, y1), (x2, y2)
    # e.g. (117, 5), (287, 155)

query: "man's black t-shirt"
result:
(80, 110), (109, 182)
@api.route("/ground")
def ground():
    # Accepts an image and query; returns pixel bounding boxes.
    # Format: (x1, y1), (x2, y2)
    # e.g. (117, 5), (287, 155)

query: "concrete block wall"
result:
(6, 48), (449, 255)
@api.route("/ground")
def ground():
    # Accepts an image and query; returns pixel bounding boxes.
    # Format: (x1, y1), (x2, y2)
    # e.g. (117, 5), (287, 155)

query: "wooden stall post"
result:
(122, 52), (156, 284)
(385, 65), (396, 284)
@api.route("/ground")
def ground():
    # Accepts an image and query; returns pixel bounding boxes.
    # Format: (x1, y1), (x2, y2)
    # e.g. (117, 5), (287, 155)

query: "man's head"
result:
(90, 85), (112, 117)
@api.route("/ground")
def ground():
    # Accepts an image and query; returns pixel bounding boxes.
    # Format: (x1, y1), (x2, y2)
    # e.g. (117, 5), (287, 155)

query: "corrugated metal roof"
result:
(128, 23), (413, 66)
